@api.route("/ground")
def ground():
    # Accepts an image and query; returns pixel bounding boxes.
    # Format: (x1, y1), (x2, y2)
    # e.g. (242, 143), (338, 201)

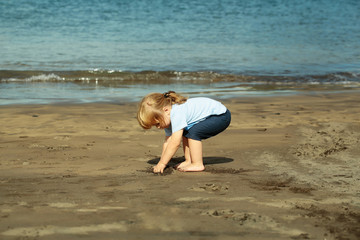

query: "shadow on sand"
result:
(143, 156), (252, 176)
(147, 156), (234, 167)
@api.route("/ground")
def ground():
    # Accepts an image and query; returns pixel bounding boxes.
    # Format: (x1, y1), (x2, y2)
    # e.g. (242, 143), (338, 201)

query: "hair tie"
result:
(163, 91), (175, 98)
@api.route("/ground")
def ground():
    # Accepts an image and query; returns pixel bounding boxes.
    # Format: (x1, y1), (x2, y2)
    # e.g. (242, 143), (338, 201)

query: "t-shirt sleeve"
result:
(170, 106), (187, 133)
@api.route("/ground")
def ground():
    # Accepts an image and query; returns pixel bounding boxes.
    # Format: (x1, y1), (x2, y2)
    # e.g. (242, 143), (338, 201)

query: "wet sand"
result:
(0, 92), (360, 239)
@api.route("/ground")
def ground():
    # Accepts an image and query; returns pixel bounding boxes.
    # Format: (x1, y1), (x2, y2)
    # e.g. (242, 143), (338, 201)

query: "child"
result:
(137, 91), (231, 173)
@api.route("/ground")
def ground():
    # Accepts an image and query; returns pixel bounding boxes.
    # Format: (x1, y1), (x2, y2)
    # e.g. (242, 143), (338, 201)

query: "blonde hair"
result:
(137, 91), (187, 129)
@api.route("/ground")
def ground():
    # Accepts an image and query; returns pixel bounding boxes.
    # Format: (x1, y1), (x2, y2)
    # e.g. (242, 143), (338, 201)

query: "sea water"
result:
(1, 0), (360, 104)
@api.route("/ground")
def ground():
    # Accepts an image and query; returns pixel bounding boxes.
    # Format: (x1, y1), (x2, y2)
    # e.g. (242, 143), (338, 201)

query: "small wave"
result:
(0, 72), (64, 82)
(26, 73), (64, 82)
(1, 70), (360, 87)
(88, 68), (123, 74)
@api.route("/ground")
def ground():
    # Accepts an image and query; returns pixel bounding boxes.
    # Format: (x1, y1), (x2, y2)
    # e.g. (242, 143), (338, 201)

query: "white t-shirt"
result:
(165, 97), (227, 136)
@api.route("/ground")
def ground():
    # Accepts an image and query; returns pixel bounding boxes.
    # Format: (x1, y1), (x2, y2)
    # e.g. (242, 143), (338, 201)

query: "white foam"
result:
(26, 74), (64, 82)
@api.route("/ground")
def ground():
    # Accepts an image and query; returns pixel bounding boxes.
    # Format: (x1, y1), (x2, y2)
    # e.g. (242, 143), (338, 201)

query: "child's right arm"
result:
(153, 130), (183, 173)
(152, 136), (170, 173)
(161, 136), (170, 157)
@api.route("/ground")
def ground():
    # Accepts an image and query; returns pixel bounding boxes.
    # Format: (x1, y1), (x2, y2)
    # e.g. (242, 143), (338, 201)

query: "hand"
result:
(153, 163), (166, 173)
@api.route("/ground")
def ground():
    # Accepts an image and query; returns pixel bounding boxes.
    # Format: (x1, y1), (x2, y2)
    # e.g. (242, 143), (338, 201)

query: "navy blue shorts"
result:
(183, 109), (231, 141)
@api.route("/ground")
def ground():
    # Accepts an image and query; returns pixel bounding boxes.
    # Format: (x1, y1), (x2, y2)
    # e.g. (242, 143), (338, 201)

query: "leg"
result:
(178, 138), (205, 172)
(175, 137), (192, 169)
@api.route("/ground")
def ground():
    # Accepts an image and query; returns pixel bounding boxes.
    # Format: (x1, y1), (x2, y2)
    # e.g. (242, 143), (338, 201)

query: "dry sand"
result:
(0, 92), (359, 240)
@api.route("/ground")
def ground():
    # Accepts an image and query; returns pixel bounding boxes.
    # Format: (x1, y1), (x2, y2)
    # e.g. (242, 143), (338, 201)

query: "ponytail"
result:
(163, 91), (187, 104)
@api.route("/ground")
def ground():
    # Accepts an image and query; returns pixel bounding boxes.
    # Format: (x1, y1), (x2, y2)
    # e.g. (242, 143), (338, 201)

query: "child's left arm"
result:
(153, 130), (183, 173)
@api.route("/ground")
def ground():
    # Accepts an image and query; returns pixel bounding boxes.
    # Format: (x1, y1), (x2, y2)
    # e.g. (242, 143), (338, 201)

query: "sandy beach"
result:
(1, 92), (359, 240)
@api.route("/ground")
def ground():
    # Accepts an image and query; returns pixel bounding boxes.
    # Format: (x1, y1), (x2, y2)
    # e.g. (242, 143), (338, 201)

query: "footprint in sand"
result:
(53, 135), (71, 141)
(203, 209), (307, 238)
(190, 183), (229, 194)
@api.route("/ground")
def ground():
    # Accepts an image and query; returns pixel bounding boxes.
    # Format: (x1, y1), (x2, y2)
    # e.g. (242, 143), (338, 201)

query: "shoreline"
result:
(1, 92), (360, 239)
(1, 87), (360, 107)
(2, 69), (360, 106)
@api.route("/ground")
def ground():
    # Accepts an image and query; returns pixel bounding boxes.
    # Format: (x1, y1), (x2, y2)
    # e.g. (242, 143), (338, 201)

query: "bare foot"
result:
(178, 164), (205, 172)
(174, 161), (191, 170)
